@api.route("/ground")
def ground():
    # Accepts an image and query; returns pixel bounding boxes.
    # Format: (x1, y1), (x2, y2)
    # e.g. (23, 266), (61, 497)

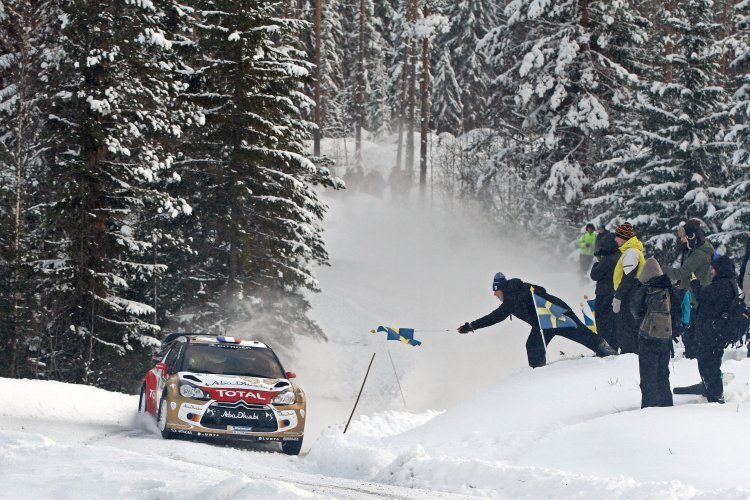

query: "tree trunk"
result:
(419, 4), (430, 193)
(9, 5), (32, 378)
(355, 0), (365, 168)
(313, 0), (322, 156)
(405, 0), (418, 174)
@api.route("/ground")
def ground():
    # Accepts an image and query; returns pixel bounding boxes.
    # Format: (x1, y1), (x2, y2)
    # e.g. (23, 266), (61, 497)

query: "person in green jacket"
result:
(662, 219), (714, 359)
(578, 223), (597, 276)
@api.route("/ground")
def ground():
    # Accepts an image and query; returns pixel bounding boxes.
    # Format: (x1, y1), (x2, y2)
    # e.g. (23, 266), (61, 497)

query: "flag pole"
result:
(529, 286), (550, 366)
(344, 352), (376, 434)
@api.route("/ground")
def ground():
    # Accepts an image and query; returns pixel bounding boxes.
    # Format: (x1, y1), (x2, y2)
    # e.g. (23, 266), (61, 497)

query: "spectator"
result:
(457, 272), (616, 368)
(590, 231), (619, 350)
(631, 258), (679, 408)
(612, 222), (646, 354)
(578, 223), (596, 277)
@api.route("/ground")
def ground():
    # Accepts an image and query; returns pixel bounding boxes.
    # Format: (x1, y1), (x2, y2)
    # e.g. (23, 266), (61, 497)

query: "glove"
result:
(612, 298), (621, 314)
(457, 322), (473, 334)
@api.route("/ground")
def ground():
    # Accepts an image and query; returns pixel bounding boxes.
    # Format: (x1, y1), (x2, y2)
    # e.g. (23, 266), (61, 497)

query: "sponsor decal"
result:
(277, 410), (294, 417)
(205, 379), (264, 387)
(204, 387), (276, 404)
(232, 426), (254, 432)
(300, 409), (305, 418)
(196, 432), (221, 438)
(222, 410), (261, 420)
(181, 403), (205, 412)
(170, 401), (177, 410)
(176, 429), (194, 435)
(148, 389), (156, 400)
(256, 436), (281, 442)
(282, 437), (300, 441)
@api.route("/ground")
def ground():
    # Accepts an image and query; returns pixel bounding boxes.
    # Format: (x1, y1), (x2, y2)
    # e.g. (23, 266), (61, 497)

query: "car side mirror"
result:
(285, 371), (296, 379)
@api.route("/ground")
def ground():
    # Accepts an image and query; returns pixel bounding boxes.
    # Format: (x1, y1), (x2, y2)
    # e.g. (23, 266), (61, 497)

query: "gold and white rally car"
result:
(138, 334), (306, 455)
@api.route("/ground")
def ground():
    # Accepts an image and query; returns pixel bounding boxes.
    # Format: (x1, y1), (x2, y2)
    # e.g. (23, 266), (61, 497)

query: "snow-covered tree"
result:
(171, 0), (340, 342)
(35, 0), (192, 389)
(430, 48), (462, 135)
(484, 0), (649, 234)
(608, 0), (733, 258)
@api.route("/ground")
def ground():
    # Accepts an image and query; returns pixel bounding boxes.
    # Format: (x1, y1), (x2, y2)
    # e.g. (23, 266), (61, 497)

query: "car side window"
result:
(164, 344), (183, 373)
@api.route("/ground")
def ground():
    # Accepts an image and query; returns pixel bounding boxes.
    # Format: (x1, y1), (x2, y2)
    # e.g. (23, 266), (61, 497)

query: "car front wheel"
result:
(156, 394), (173, 439)
(281, 438), (303, 456)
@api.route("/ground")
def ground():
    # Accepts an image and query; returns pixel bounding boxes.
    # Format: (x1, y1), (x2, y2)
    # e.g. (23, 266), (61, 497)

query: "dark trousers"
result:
(638, 336), (673, 408)
(616, 310), (639, 354)
(595, 295), (616, 350)
(526, 325), (603, 368)
(698, 346), (724, 402)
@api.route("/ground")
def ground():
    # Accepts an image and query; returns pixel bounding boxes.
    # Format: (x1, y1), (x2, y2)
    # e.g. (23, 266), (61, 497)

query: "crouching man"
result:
(457, 272), (616, 368)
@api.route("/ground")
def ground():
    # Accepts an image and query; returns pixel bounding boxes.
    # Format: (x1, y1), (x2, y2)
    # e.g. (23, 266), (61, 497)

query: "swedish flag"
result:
(373, 326), (422, 346)
(533, 293), (578, 330)
(582, 298), (597, 333)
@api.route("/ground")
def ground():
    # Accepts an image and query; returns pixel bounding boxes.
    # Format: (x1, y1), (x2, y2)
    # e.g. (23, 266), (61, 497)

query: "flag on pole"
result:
(371, 326), (422, 346)
(533, 293), (578, 330)
(581, 297), (597, 333)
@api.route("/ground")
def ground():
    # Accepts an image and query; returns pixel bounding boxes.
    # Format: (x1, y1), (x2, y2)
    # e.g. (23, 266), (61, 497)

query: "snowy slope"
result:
(3, 136), (750, 498)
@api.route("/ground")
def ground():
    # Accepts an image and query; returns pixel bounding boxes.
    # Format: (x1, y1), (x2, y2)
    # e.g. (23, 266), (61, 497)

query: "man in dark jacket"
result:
(663, 219), (713, 358)
(590, 232), (619, 350)
(457, 272), (616, 368)
(694, 255), (736, 403)
(631, 258), (679, 408)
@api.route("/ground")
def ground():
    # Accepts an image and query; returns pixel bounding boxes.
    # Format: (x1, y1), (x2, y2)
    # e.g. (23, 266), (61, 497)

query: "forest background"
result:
(2, 0), (749, 390)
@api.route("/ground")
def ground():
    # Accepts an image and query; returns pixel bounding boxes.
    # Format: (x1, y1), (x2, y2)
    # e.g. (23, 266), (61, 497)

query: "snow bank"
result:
(304, 351), (750, 498)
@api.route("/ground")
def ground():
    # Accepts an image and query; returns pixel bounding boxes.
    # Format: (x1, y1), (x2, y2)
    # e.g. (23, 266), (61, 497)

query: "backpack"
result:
(640, 286), (672, 340)
(713, 293), (750, 348)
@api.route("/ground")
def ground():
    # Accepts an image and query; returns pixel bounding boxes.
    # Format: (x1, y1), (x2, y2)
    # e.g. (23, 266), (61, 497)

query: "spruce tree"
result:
(430, 48), (462, 135)
(37, 0), (191, 389)
(172, 0), (339, 343)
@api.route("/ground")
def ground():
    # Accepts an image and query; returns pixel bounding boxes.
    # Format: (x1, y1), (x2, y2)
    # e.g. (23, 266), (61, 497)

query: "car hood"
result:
(178, 372), (292, 404)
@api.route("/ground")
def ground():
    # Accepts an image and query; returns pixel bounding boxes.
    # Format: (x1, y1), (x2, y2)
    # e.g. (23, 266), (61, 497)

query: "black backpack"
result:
(714, 293), (750, 348)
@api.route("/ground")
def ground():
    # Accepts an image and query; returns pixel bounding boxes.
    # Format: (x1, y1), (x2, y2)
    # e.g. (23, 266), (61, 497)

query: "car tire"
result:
(156, 394), (173, 439)
(281, 438), (303, 456)
(138, 384), (147, 413)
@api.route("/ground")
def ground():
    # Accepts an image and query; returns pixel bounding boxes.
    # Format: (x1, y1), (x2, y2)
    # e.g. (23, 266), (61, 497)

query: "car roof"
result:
(162, 333), (270, 349)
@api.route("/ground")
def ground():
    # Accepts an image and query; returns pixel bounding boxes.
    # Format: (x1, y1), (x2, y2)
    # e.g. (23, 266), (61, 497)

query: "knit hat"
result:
(492, 272), (507, 291)
(615, 222), (635, 240)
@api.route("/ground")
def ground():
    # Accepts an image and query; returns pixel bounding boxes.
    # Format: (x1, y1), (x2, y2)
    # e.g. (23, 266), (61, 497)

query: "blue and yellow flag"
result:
(372, 326), (422, 347)
(582, 297), (597, 333)
(533, 293), (578, 330)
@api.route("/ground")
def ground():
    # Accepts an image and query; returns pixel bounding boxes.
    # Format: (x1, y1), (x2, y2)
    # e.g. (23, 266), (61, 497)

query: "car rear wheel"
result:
(138, 384), (147, 413)
(157, 394), (173, 439)
(281, 438), (303, 456)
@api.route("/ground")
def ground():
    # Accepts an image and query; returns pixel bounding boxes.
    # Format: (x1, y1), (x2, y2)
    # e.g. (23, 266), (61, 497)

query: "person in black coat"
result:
(457, 272), (616, 368)
(630, 258), (680, 408)
(693, 255), (737, 403)
(590, 232), (619, 351)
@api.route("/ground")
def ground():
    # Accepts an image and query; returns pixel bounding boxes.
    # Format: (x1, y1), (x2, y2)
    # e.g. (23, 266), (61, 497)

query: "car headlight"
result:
(179, 382), (209, 400)
(271, 389), (295, 405)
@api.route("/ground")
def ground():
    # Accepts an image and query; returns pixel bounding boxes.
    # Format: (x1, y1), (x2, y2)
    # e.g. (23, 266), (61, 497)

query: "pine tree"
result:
(485, 0), (649, 235)
(612, 0), (732, 258)
(0, 0), (64, 378)
(37, 0), (191, 389)
(172, 0), (339, 343)
(430, 48), (462, 135)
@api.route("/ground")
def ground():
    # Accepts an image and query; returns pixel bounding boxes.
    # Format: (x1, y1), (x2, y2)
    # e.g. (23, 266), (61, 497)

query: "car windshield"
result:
(180, 344), (285, 379)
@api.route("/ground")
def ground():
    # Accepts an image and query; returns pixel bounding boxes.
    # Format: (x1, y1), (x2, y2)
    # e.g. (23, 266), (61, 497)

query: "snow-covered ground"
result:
(2, 136), (750, 498)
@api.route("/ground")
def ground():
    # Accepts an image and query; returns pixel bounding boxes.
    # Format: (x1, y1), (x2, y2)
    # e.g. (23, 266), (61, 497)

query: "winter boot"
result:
(672, 382), (706, 395)
(595, 338), (617, 357)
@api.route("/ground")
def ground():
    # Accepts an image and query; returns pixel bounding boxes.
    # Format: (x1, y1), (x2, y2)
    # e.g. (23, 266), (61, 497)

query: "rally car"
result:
(138, 334), (305, 455)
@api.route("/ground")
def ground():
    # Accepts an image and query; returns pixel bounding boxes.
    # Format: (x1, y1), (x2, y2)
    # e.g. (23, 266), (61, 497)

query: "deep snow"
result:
(2, 135), (750, 498)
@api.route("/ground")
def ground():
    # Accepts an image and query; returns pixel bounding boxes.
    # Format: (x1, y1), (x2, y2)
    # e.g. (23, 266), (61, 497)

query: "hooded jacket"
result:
(590, 232), (619, 298)
(664, 240), (713, 291)
(631, 258), (677, 340)
(469, 278), (558, 330)
(579, 231), (596, 257)
(614, 236), (646, 301)
(695, 255), (738, 348)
